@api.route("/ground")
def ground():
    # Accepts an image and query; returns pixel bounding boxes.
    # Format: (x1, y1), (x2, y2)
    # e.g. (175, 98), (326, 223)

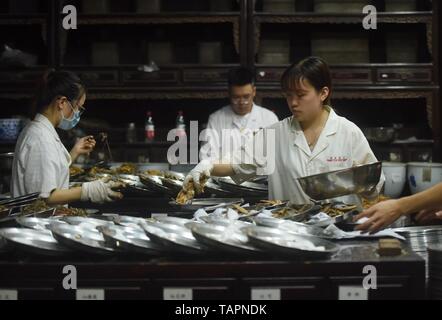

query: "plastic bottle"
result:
(145, 111), (155, 142)
(126, 122), (136, 143)
(176, 110), (186, 138)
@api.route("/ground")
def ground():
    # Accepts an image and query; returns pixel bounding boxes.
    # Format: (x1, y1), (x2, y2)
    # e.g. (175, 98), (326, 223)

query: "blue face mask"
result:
(58, 101), (81, 131)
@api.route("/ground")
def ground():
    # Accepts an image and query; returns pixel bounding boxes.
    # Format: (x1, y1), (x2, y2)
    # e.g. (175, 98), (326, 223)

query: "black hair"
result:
(228, 67), (255, 87)
(281, 56), (332, 105)
(32, 69), (85, 118)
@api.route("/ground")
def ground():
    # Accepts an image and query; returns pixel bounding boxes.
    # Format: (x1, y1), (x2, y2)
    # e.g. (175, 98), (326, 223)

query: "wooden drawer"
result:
(330, 276), (414, 300)
(183, 69), (229, 84)
(76, 70), (119, 86)
(241, 277), (327, 300)
(0, 280), (59, 300)
(257, 68), (372, 85)
(153, 278), (239, 300)
(377, 68), (432, 83)
(62, 280), (151, 300)
(122, 70), (179, 85)
(331, 69), (372, 84)
(256, 68), (285, 83)
(0, 70), (44, 85)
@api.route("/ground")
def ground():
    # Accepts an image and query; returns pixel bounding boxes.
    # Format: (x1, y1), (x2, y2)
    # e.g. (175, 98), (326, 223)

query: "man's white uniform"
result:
(230, 108), (385, 204)
(11, 114), (72, 198)
(200, 104), (279, 162)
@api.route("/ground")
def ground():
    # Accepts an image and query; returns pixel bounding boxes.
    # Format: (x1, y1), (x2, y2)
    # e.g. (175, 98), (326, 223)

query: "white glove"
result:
(81, 178), (124, 204)
(183, 159), (214, 193)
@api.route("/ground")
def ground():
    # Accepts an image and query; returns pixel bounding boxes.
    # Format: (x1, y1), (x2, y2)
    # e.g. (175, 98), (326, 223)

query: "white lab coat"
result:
(230, 108), (385, 204)
(200, 104), (279, 162)
(11, 114), (72, 198)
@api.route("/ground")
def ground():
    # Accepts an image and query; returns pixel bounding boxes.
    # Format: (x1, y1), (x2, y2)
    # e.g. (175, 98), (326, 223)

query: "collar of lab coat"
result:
(290, 108), (339, 158)
(34, 113), (62, 142)
(34, 113), (72, 166)
(230, 103), (259, 129)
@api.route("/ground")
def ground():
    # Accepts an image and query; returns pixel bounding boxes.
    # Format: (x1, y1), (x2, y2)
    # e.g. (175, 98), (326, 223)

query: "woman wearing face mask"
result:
(11, 70), (123, 205)
(184, 57), (384, 204)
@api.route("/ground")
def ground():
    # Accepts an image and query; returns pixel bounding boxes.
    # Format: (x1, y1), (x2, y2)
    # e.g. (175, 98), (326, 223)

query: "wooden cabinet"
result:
(0, 0), (440, 160)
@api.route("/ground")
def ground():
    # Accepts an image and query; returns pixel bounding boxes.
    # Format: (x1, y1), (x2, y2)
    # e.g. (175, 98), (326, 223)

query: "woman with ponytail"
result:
(11, 69), (124, 205)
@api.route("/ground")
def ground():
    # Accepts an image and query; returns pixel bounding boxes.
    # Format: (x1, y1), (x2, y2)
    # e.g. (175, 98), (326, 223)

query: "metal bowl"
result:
(362, 127), (396, 143)
(297, 162), (382, 200)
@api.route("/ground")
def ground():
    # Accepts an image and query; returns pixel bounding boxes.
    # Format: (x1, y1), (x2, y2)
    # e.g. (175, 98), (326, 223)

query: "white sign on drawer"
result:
(339, 286), (368, 300)
(251, 288), (281, 300)
(163, 288), (193, 300)
(76, 289), (105, 300)
(0, 290), (18, 300)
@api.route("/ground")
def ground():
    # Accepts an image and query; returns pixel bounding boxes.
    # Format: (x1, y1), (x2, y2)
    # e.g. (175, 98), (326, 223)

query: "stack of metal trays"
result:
(159, 176), (184, 194)
(0, 192), (40, 208)
(139, 219), (207, 255)
(51, 223), (118, 256)
(216, 177), (268, 197)
(428, 244), (442, 300)
(15, 216), (65, 231)
(188, 220), (265, 257)
(1, 203), (57, 227)
(139, 173), (177, 196)
(98, 224), (162, 256)
(393, 226), (442, 278)
(245, 225), (340, 260)
(117, 174), (159, 196)
(169, 198), (244, 212)
(109, 215), (147, 228)
(0, 193), (42, 222)
(60, 216), (113, 227)
(203, 179), (234, 197)
(0, 228), (71, 256)
(253, 216), (333, 239)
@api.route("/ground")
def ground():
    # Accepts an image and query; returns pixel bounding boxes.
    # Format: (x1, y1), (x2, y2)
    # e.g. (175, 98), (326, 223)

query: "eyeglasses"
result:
(67, 100), (86, 116)
(76, 104), (86, 116)
(231, 95), (253, 105)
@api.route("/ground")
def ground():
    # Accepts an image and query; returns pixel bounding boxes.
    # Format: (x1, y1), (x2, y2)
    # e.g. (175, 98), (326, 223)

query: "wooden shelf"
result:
(71, 13), (240, 25)
(256, 64), (435, 87)
(254, 12), (433, 24)
(0, 14), (46, 25)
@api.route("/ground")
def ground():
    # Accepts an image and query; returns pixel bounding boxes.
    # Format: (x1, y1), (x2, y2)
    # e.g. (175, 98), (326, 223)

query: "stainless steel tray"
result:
(117, 175), (158, 196)
(253, 216), (332, 239)
(164, 171), (185, 181)
(60, 216), (114, 227)
(189, 221), (263, 256)
(203, 179), (233, 197)
(160, 177), (183, 194)
(245, 226), (340, 259)
(0, 228), (70, 256)
(168, 198), (244, 212)
(139, 221), (206, 255)
(139, 174), (175, 195)
(110, 215), (147, 228)
(393, 226), (442, 234)
(15, 217), (65, 231)
(270, 204), (322, 221)
(0, 192), (40, 207)
(51, 224), (117, 256)
(151, 216), (193, 228)
(98, 224), (161, 255)
(216, 177), (268, 197)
